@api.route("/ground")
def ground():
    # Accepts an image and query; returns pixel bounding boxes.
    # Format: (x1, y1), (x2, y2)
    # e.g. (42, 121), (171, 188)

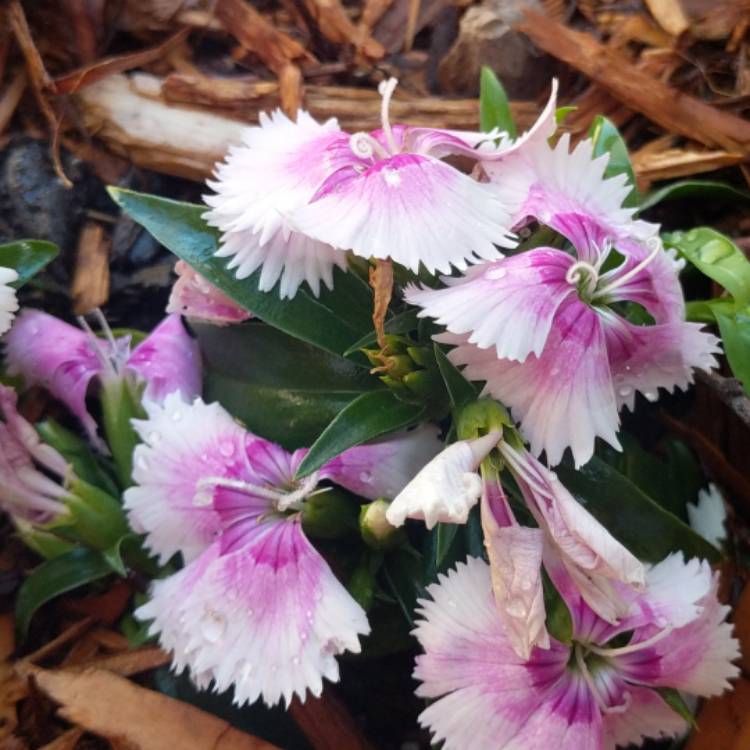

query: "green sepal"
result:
(301, 488), (359, 540)
(36, 419), (119, 497)
(456, 398), (513, 441)
(347, 551), (384, 611)
(100, 375), (146, 488)
(13, 517), (76, 560)
(48, 478), (129, 551)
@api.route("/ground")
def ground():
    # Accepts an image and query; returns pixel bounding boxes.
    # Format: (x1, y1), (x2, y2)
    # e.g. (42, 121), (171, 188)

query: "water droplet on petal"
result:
(618, 385), (633, 398)
(219, 441), (235, 458)
(487, 267), (507, 280)
(239, 660), (253, 680)
(448, 599), (457, 609)
(271, 665), (278, 673)
(171, 410), (183, 422)
(359, 470), (372, 483)
(136, 455), (149, 470)
(200, 610), (226, 643)
(292, 656), (300, 665)
(148, 431), (161, 445)
(644, 390), (658, 403)
(506, 600), (525, 617)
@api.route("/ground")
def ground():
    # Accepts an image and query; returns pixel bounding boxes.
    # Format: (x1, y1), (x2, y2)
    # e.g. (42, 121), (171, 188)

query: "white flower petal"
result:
(386, 432), (501, 529)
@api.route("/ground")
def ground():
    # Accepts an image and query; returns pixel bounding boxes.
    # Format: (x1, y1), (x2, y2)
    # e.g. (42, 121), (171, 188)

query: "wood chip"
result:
(301, 0), (385, 59)
(22, 619), (96, 667)
(290, 689), (375, 750)
(7, 0), (54, 92)
(643, 0), (690, 38)
(518, 9), (750, 153)
(215, 0), (315, 74)
(632, 144), (747, 183)
(27, 666), (281, 750)
(37, 728), (84, 750)
(0, 69), (27, 136)
(62, 647), (171, 678)
(686, 678), (750, 750)
(54, 28), (190, 94)
(278, 63), (303, 117)
(369, 258), (393, 350)
(71, 221), (111, 315)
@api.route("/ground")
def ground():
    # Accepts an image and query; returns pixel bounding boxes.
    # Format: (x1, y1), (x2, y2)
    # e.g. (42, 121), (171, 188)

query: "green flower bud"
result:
(301, 488), (359, 539)
(359, 499), (406, 550)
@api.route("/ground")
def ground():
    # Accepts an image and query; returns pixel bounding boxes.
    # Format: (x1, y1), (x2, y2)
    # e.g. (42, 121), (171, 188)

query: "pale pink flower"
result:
(125, 394), (440, 706)
(5, 310), (201, 448)
(413, 553), (739, 750)
(0, 267), (19, 335)
(385, 432), (501, 529)
(408, 136), (719, 467)
(205, 80), (558, 298)
(167, 260), (252, 326)
(0, 384), (68, 522)
(499, 442), (645, 625)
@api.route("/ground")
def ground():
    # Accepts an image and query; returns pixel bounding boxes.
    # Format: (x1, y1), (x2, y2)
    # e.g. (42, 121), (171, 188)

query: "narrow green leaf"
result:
(15, 548), (113, 639)
(556, 456), (720, 563)
(588, 116), (638, 207)
(640, 180), (750, 212)
(555, 105), (577, 125)
(0, 240), (59, 287)
(716, 310), (750, 395)
(195, 322), (376, 450)
(296, 390), (426, 477)
(434, 343), (478, 410)
(108, 188), (372, 355)
(665, 228), (750, 308)
(657, 688), (698, 729)
(479, 67), (516, 137)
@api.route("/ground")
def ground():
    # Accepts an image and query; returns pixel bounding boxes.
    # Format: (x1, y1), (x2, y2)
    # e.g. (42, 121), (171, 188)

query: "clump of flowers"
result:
(0, 70), (744, 750)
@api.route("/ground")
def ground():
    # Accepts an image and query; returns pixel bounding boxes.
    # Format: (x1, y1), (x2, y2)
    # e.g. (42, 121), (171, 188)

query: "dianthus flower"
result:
(204, 80), (558, 298)
(0, 267), (19, 335)
(408, 136), (719, 466)
(167, 260), (252, 326)
(5, 310), (201, 449)
(0, 384), (68, 522)
(125, 394), (441, 706)
(414, 553), (739, 750)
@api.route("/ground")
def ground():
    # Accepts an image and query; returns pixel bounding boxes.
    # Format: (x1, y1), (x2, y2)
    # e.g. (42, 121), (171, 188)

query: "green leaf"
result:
(716, 310), (750, 395)
(296, 390), (426, 477)
(544, 573), (573, 645)
(588, 116), (638, 208)
(479, 67), (517, 137)
(195, 322), (376, 450)
(657, 688), (697, 729)
(640, 180), (750, 212)
(555, 105), (577, 125)
(36, 419), (119, 496)
(556, 456), (720, 563)
(108, 188), (373, 356)
(434, 343), (478, 410)
(15, 548), (113, 639)
(664, 228), (750, 307)
(0, 240), (59, 287)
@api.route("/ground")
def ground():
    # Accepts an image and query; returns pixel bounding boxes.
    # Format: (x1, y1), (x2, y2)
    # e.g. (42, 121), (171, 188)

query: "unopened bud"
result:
(360, 498), (406, 550)
(301, 488), (359, 539)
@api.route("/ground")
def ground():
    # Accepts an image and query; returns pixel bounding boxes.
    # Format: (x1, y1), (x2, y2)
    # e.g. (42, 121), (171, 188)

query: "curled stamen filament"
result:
(575, 644), (610, 713)
(349, 132), (389, 160)
(587, 625), (675, 659)
(196, 472), (320, 512)
(565, 261), (600, 296)
(593, 237), (662, 300)
(378, 77), (399, 155)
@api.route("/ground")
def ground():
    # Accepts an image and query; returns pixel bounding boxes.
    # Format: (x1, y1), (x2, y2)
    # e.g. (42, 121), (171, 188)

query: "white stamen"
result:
(565, 260), (600, 296)
(587, 625), (675, 659)
(275, 471), (320, 512)
(378, 77), (399, 156)
(593, 236), (662, 300)
(197, 476), (287, 505)
(575, 643), (610, 713)
(77, 313), (120, 379)
(349, 132), (388, 160)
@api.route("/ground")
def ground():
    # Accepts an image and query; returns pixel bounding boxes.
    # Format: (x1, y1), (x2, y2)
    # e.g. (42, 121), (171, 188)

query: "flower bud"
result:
(360, 498), (406, 550)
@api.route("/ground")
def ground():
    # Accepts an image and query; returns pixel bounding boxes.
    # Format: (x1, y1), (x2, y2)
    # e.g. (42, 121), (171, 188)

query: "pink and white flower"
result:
(167, 260), (252, 326)
(0, 267), (19, 335)
(413, 553), (739, 750)
(408, 136), (720, 467)
(5, 310), (201, 448)
(0, 384), (69, 522)
(205, 80), (558, 298)
(125, 394), (440, 706)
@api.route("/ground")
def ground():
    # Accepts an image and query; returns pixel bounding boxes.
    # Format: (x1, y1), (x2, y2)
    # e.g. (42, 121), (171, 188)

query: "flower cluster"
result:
(0, 72), (740, 750)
